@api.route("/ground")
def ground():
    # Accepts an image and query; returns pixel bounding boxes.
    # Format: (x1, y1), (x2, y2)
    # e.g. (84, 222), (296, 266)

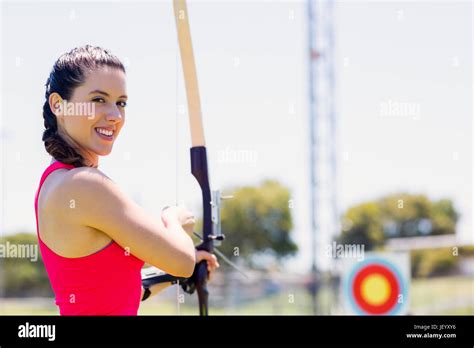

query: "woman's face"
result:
(53, 66), (127, 164)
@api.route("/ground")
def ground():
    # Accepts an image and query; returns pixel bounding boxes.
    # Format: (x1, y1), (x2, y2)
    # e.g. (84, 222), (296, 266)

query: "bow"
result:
(173, 0), (222, 316)
(143, 0), (245, 315)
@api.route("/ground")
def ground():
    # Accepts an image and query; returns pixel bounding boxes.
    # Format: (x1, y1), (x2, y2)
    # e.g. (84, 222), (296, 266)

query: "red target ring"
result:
(352, 264), (399, 315)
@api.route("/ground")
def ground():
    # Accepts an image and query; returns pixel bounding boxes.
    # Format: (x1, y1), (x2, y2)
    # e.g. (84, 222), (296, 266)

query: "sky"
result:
(0, 0), (472, 273)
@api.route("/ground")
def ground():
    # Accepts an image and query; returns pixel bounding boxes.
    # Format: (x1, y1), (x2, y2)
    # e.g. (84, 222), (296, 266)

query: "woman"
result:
(35, 45), (219, 315)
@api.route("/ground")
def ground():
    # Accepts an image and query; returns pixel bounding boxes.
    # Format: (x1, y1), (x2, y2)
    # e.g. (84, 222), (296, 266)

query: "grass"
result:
(2, 275), (473, 315)
(409, 276), (474, 314)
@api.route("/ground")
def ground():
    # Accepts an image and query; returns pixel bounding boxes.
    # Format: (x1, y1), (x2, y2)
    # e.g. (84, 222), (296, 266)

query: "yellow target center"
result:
(361, 273), (391, 306)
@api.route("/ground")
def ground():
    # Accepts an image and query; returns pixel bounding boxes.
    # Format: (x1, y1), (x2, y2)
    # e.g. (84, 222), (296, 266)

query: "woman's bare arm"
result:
(52, 167), (196, 278)
(140, 250), (220, 301)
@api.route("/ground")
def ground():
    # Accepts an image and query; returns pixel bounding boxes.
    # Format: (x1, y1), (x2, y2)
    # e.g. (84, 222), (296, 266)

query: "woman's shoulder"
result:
(65, 166), (111, 185)
(44, 166), (115, 214)
(49, 166), (105, 192)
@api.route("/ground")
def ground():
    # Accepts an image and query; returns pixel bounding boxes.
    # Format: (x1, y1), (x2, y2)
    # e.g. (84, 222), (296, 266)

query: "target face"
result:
(344, 256), (408, 315)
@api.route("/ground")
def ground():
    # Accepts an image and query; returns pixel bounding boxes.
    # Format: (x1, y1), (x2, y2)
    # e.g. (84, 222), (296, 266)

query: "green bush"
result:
(1, 233), (53, 297)
(411, 248), (459, 278)
(459, 245), (474, 256)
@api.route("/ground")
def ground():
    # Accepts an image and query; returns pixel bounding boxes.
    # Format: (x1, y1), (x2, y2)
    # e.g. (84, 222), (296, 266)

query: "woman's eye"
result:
(92, 97), (105, 103)
(117, 101), (127, 108)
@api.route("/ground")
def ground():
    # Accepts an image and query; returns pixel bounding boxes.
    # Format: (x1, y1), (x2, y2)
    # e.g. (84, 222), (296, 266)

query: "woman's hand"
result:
(161, 205), (196, 236)
(161, 206), (220, 280)
(196, 250), (220, 281)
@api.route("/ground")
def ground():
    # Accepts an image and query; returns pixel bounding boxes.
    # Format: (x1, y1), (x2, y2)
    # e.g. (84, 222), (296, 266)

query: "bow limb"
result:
(173, 0), (212, 316)
(173, 0), (205, 147)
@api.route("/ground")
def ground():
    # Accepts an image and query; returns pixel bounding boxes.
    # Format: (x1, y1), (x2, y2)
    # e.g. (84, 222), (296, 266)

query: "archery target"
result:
(342, 253), (409, 315)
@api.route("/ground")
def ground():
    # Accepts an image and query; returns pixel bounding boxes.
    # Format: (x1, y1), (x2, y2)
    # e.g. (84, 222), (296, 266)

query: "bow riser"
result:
(190, 146), (213, 253)
(190, 146), (212, 316)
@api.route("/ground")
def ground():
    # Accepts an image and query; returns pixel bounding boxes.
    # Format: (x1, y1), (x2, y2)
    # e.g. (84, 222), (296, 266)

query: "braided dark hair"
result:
(42, 45), (125, 167)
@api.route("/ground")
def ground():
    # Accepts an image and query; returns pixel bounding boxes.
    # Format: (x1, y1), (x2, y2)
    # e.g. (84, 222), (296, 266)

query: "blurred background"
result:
(0, 0), (472, 315)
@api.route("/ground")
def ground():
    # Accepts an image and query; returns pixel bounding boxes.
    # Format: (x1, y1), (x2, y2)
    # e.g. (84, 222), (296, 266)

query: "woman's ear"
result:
(48, 92), (64, 118)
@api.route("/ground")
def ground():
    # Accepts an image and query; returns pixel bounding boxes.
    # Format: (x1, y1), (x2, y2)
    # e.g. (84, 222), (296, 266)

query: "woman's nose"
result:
(105, 106), (123, 122)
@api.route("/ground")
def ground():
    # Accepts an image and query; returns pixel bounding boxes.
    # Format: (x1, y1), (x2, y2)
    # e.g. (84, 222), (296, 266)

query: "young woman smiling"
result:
(35, 45), (219, 315)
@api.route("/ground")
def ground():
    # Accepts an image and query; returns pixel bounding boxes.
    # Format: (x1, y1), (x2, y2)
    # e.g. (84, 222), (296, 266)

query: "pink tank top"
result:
(34, 161), (144, 315)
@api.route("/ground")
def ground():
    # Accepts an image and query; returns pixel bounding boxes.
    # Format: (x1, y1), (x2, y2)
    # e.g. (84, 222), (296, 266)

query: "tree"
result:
(338, 193), (458, 250)
(338, 202), (385, 250)
(215, 179), (298, 269)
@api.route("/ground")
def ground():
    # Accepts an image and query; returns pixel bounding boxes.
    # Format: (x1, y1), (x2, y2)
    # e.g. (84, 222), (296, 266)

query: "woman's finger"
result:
(196, 250), (218, 264)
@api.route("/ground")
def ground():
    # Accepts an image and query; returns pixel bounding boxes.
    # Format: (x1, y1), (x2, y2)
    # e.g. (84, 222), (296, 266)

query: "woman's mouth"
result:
(95, 127), (114, 141)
